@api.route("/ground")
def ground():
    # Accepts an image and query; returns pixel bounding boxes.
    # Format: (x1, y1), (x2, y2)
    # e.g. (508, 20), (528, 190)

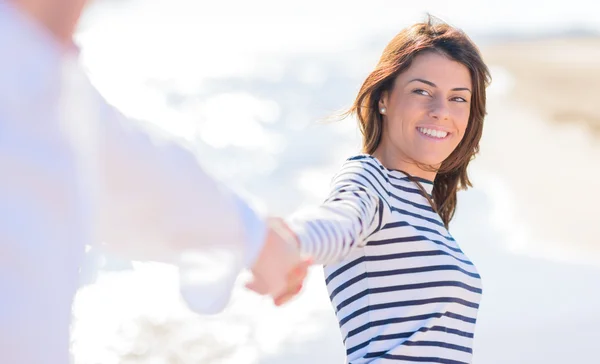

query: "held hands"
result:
(246, 217), (312, 306)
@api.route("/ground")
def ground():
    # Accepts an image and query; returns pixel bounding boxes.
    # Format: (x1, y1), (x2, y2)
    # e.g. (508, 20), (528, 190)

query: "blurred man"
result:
(0, 0), (308, 363)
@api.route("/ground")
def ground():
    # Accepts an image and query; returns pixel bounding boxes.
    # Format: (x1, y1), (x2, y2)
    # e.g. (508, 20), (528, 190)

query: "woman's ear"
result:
(379, 91), (389, 115)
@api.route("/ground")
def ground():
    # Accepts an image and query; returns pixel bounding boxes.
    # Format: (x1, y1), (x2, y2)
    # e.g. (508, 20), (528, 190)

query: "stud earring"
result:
(380, 107), (386, 114)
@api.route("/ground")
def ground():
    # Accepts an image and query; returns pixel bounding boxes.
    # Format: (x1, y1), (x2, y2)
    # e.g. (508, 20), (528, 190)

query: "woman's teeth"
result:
(418, 127), (448, 139)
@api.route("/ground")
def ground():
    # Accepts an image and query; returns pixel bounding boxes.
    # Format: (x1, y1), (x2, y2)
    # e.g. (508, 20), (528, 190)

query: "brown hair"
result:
(347, 15), (491, 229)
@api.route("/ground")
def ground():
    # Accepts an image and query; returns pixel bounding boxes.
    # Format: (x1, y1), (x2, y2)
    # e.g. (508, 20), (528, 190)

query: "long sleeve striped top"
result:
(287, 155), (482, 364)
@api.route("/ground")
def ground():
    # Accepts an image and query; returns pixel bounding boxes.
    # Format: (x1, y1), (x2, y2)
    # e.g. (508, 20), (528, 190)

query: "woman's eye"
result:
(452, 96), (468, 103)
(413, 89), (430, 96)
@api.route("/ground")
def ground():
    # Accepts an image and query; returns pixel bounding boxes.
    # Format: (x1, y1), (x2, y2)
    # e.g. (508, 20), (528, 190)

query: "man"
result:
(0, 0), (308, 363)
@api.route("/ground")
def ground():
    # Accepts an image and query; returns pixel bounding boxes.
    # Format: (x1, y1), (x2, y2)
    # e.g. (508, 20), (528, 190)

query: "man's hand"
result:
(246, 218), (311, 306)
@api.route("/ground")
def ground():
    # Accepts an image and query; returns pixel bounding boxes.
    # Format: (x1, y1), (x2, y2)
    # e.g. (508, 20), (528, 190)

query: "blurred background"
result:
(71, 0), (600, 363)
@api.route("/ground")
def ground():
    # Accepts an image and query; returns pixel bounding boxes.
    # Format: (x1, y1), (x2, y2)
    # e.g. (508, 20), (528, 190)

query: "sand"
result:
(482, 37), (600, 134)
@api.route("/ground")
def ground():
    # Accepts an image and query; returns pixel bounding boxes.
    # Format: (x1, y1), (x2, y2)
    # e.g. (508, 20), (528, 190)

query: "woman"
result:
(283, 17), (491, 363)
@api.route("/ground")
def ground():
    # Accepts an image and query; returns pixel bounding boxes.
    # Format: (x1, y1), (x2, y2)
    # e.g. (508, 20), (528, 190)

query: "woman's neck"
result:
(372, 144), (437, 182)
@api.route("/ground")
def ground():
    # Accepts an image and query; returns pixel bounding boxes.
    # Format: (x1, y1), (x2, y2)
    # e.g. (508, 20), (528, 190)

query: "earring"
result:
(380, 107), (386, 115)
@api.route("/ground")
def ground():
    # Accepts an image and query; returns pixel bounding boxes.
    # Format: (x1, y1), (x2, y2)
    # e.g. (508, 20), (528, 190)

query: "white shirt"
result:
(0, 3), (266, 363)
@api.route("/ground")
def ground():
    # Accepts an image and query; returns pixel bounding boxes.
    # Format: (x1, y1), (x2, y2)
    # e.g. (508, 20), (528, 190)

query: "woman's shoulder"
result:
(340, 154), (386, 173)
(333, 154), (390, 187)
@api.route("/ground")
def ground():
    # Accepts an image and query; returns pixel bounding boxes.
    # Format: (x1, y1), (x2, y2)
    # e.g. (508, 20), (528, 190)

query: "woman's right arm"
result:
(286, 160), (389, 265)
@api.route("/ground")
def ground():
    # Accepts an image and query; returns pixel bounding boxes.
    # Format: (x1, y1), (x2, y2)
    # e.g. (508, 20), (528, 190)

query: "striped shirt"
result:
(288, 155), (482, 364)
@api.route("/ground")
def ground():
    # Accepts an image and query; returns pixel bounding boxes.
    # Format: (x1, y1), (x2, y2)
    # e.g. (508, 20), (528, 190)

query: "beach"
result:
(71, 3), (600, 361)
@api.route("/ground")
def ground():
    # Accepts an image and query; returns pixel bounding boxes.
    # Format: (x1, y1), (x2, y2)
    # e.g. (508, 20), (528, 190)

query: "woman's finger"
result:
(245, 276), (270, 295)
(286, 258), (312, 287)
(274, 283), (304, 306)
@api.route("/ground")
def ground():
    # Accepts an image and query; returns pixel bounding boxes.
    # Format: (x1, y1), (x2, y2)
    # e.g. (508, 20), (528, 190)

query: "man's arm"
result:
(74, 76), (305, 311)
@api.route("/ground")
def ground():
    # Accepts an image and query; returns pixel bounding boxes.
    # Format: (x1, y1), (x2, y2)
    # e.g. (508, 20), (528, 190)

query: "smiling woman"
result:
(352, 17), (491, 228)
(281, 16), (492, 364)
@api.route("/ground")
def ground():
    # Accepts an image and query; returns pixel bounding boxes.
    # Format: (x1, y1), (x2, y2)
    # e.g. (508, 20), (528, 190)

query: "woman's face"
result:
(378, 51), (472, 171)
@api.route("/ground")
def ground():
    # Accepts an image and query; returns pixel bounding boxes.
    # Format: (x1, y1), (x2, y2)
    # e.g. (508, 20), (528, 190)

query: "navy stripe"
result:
(326, 250), (475, 286)
(325, 256), (366, 284)
(388, 173), (435, 186)
(367, 204), (378, 237)
(346, 340), (370, 356)
(382, 220), (454, 241)
(330, 272), (368, 303)
(325, 250), (480, 284)
(375, 198), (384, 233)
(389, 181), (430, 196)
(368, 235), (464, 254)
(347, 311), (477, 338)
(328, 264), (481, 303)
(347, 325), (474, 356)
(366, 249), (474, 266)
(444, 312), (477, 324)
(402, 340), (472, 353)
(389, 190), (435, 212)
(372, 326), (474, 342)
(339, 297), (480, 327)
(391, 206), (445, 228)
(366, 264), (480, 279)
(336, 281), (482, 311)
(424, 326), (474, 338)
